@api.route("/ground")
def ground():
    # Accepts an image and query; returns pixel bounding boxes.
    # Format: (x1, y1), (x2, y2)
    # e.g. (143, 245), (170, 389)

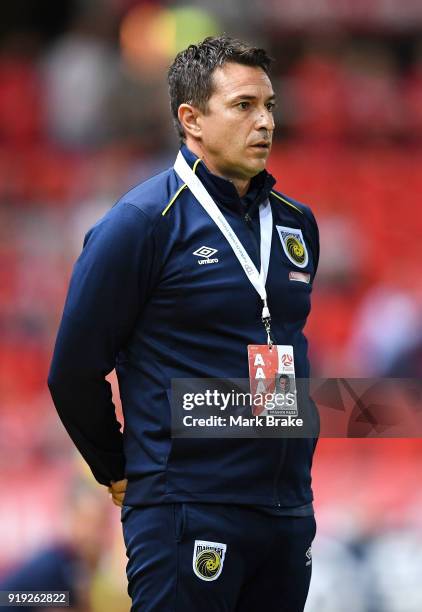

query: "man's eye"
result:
(266, 102), (276, 112)
(238, 102), (250, 110)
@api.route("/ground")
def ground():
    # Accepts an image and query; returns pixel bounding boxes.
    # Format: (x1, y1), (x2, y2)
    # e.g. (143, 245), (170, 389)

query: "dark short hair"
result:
(168, 36), (272, 142)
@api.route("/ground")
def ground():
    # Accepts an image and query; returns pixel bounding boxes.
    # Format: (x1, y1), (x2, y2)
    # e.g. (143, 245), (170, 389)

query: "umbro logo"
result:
(193, 246), (219, 265)
(305, 546), (312, 566)
(193, 246), (218, 258)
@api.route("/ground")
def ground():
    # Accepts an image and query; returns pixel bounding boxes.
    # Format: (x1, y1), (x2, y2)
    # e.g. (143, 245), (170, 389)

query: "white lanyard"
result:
(174, 151), (274, 345)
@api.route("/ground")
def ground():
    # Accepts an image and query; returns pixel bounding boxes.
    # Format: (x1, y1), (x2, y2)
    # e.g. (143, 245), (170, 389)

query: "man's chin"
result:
(245, 160), (268, 177)
(245, 151), (270, 174)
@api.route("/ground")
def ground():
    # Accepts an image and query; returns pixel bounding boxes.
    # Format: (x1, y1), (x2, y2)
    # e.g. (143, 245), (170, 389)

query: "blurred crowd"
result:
(0, 0), (421, 610)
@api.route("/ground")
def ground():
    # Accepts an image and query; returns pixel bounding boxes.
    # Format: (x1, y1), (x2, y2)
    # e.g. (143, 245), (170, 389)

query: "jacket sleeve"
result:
(304, 207), (320, 280)
(48, 202), (158, 486)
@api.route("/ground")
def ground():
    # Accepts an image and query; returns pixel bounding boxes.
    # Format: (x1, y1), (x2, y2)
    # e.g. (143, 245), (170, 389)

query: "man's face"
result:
(279, 377), (287, 391)
(196, 62), (275, 180)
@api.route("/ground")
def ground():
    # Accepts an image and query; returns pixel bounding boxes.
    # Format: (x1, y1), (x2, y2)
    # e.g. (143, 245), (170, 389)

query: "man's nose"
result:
(256, 104), (275, 128)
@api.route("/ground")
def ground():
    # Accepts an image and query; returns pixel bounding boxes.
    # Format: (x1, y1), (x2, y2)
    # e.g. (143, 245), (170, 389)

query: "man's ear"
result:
(178, 104), (202, 139)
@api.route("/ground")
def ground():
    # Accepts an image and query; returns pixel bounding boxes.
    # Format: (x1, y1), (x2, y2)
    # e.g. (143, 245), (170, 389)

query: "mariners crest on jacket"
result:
(193, 540), (227, 581)
(276, 225), (309, 268)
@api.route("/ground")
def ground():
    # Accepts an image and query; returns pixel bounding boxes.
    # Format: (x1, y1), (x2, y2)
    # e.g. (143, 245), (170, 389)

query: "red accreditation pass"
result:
(247, 345), (297, 416)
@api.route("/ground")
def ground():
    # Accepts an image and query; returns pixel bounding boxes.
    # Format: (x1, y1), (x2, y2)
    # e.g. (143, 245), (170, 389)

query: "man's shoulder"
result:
(270, 188), (320, 270)
(270, 188), (317, 225)
(114, 167), (183, 220)
(83, 167), (184, 245)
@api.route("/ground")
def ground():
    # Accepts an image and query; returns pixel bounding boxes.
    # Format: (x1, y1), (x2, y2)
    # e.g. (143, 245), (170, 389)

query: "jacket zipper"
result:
(243, 211), (260, 265)
(243, 208), (288, 506)
(272, 441), (288, 505)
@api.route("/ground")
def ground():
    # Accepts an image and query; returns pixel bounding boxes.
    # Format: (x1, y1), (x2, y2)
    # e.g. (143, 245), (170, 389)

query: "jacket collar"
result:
(180, 144), (276, 216)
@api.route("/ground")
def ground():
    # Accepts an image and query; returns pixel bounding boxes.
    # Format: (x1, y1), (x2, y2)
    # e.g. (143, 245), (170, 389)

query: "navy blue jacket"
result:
(48, 146), (319, 511)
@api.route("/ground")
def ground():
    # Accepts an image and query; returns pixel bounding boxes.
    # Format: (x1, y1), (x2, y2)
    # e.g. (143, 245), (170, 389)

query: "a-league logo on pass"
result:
(275, 225), (309, 268)
(281, 353), (293, 367)
(193, 540), (227, 581)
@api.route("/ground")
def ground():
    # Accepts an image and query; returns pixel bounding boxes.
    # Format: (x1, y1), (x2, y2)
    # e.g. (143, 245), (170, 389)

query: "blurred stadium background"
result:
(0, 0), (421, 610)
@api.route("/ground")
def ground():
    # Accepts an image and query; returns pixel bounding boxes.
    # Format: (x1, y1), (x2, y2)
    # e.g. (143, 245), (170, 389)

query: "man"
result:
(276, 373), (291, 394)
(48, 36), (319, 611)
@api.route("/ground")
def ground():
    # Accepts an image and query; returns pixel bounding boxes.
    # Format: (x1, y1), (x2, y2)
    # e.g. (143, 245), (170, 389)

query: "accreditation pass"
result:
(247, 345), (298, 417)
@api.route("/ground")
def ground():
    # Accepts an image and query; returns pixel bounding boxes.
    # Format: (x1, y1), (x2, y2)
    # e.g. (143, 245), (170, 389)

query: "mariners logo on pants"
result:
(193, 540), (227, 581)
(276, 226), (309, 268)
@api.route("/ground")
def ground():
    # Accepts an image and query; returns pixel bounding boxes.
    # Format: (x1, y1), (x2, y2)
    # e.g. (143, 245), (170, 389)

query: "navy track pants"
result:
(122, 503), (316, 611)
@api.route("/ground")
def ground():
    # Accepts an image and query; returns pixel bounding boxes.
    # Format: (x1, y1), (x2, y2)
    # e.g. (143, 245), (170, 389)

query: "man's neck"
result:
(185, 141), (251, 197)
